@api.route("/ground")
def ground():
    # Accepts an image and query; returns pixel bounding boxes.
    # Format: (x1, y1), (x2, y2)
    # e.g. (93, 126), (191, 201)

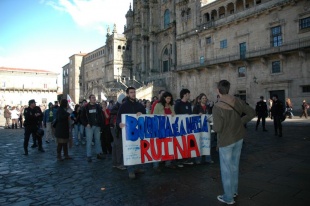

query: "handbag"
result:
(52, 119), (57, 128)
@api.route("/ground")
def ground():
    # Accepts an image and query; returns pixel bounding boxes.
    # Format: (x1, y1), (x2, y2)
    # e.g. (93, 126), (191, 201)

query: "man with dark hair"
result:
(174, 88), (192, 166)
(255, 96), (268, 131)
(117, 87), (146, 179)
(271, 94), (284, 137)
(81, 94), (105, 162)
(151, 89), (165, 114)
(213, 80), (255, 205)
(23, 99), (45, 155)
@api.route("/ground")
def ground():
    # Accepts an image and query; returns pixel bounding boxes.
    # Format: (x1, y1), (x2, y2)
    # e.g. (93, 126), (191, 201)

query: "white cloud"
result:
(46, 0), (131, 34)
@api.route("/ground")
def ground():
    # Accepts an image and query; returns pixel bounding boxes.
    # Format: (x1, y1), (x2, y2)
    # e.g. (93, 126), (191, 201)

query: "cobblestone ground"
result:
(0, 118), (309, 206)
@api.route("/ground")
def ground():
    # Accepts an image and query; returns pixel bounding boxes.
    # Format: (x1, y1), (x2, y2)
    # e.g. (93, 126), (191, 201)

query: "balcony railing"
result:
(177, 36), (310, 72)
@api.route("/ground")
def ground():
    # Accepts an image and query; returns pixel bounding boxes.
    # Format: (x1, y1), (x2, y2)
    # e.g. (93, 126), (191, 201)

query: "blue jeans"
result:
(219, 139), (243, 203)
(85, 126), (102, 157)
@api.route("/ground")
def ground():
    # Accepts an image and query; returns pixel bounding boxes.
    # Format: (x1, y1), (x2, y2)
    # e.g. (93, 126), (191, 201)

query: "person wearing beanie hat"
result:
(110, 93), (127, 170)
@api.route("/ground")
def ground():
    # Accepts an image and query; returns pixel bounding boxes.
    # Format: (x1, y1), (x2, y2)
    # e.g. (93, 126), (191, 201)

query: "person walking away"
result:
(117, 87), (146, 179)
(100, 101), (112, 157)
(193, 94), (214, 164)
(300, 100), (309, 119)
(23, 99), (45, 155)
(271, 94), (285, 137)
(110, 93), (127, 170)
(55, 99), (72, 161)
(81, 94), (105, 162)
(10, 106), (19, 129)
(174, 88), (193, 166)
(43, 102), (55, 143)
(4, 105), (11, 129)
(18, 106), (24, 128)
(71, 104), (82, 146)
(255, 96), (268, 131)
(213, 80), (255, 205)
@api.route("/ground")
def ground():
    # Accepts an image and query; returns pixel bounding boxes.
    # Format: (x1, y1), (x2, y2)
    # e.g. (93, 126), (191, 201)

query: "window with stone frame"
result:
(164, 9), (170, 29)
(206, 37), (211, 44)
(271, 26), (282, 47)
(238, 66), (246, 77)
(220, 39), (227, 48)
(162, 47), (170, 72)
(299, 17), (310, 30)
(271, 61), (281, 73)
(302, 85), (310, 93)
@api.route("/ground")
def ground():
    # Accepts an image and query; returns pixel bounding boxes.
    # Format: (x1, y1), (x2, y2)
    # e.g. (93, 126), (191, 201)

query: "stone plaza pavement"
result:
(0, 117), (309, 206)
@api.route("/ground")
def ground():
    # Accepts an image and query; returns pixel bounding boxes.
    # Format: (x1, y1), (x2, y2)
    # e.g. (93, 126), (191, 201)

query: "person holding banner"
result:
(193, 94), (214, 164)
(153, 91), (176, 170)
(213, 80), (255, 205)
(117, 87), (146, 179)
(174, 88), (193, 167)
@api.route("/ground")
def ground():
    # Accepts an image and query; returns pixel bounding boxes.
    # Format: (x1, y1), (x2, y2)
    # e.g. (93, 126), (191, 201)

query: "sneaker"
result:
(129, 172), (136, 179)
(38, 148), (45, 152)
(206, 160), (214, 164)
(87, 157), (92, 162)
(116, 165), (127, 170)
(97, 154), (105, 159)
(177, 164), (184, 168)
(45, 140), (50, 143)
(134, 169), (145, 174)
(217, 195), (235, 205)
(234, 193), (238, 198)
(183, 160), (194, 165)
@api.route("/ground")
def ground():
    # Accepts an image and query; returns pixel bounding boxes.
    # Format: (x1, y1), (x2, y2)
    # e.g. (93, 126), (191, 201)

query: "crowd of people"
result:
(1, 81), (310, 204)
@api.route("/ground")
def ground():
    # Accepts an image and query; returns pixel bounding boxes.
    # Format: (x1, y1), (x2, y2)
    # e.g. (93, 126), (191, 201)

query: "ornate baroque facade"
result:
(125, 0), (310, 106)
(64, 0), (310, 107)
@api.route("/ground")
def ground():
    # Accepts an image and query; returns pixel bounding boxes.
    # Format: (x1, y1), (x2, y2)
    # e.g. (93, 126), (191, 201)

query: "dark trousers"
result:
(57, 143), (68, 157)
(111, 127), (123, 166)
(24, 126), (42, 152)
(256, 115), (266, 130)
(100, 125), (112, 154)
(273, 116), (282, 135)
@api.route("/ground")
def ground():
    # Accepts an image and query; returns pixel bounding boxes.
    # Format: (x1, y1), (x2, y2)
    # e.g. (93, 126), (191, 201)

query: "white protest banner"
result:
(121, 114), (211, 166)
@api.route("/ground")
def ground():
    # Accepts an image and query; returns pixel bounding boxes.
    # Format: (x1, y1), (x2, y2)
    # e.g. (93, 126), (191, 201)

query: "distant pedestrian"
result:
(18, 106), (24, 128)
(43, 102), (55, 143)
(4, 105), (11, 129)
(10, 106), (19, 129)
(300, 100), (309, 119)
(100, 101), (112, 156)
(23, 99), (44, 155)
(55, 99), (72, 161)
(271, 94), (285, 137)
(285, 98), (294, 119)
(213, 80), (255, 205)
(255, 96), (268, 131)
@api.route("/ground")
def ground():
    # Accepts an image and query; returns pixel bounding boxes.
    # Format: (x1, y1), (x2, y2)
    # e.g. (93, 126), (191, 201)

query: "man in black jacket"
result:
(23, 99), (44, 155)
(117, 87), (146, 179)
(271, 94), (284, 137)
(81, 94), (105, 162)
(255, 96), (268, 131)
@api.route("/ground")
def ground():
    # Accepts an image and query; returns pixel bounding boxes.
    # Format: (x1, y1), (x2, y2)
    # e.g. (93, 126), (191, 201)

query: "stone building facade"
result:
(124, 0), (310, 107)
(0, 67), (59, 107)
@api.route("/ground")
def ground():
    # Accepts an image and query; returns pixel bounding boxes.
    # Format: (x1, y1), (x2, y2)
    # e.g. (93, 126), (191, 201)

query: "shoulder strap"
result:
(219, 101), (242, 116)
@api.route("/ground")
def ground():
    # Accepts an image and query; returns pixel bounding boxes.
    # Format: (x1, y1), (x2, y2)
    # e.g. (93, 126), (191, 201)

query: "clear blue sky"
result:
(0, 0), (132, 74)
